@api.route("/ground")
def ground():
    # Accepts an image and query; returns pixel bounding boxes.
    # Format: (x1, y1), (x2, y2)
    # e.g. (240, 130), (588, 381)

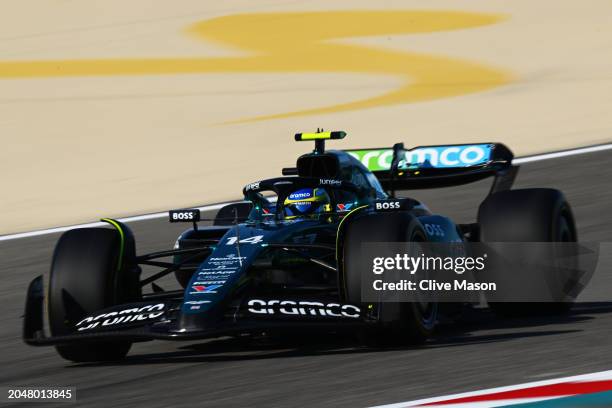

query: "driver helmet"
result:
(284, 188), (331, 219)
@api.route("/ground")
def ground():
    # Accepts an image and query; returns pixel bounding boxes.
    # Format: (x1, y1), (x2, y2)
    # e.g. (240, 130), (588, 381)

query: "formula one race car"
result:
(23, 131), (577, 362)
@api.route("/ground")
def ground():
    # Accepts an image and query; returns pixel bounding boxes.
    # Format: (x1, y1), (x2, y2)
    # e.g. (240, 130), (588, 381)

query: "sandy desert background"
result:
(1, 0), (611, 234)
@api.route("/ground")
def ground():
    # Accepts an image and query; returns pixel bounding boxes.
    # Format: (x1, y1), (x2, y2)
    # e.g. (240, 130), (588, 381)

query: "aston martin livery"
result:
(22, 131), (578, 362)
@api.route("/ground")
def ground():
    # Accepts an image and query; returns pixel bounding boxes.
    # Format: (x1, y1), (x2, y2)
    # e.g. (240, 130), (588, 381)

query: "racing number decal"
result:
(0, 11), (511, 122)
(225, 235), (264, 245)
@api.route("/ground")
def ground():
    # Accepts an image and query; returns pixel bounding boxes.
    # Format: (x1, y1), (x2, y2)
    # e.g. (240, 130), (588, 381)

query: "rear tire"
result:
(478, 188), (577, 316)
(342, 212), (437, 345)
(48, 228), (139, 362)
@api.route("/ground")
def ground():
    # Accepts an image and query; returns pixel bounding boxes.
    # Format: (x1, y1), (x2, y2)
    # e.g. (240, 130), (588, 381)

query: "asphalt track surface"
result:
(1, 150), (612, 408)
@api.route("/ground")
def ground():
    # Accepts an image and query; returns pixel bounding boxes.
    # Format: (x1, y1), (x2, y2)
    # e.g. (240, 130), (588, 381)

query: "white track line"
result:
(513, 142), (612, 164)
(2, 142), (611, 243)
(0, 202), (232, 242)
(371, 369), (612, 407)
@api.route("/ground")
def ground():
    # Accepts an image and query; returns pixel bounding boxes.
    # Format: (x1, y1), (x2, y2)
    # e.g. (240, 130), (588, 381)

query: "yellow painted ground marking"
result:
(0, 11), (512, 122)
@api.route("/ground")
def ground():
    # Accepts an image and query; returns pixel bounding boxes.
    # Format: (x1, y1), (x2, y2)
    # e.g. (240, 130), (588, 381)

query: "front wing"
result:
(23, 276), (371, 346)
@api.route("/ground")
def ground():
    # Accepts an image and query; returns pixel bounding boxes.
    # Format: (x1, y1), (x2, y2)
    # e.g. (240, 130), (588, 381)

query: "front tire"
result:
(342, 212), (437, 345)
(48, 228), (139, 362)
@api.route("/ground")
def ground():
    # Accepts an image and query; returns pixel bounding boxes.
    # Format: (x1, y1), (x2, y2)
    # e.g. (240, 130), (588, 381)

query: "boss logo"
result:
(169, 209), (200, 223)
(173, 212), (194, 220)
(375, 201), (401, 210)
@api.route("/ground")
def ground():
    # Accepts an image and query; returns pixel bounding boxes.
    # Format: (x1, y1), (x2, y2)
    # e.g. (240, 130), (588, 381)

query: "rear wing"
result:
(345, 143), (518, 195)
